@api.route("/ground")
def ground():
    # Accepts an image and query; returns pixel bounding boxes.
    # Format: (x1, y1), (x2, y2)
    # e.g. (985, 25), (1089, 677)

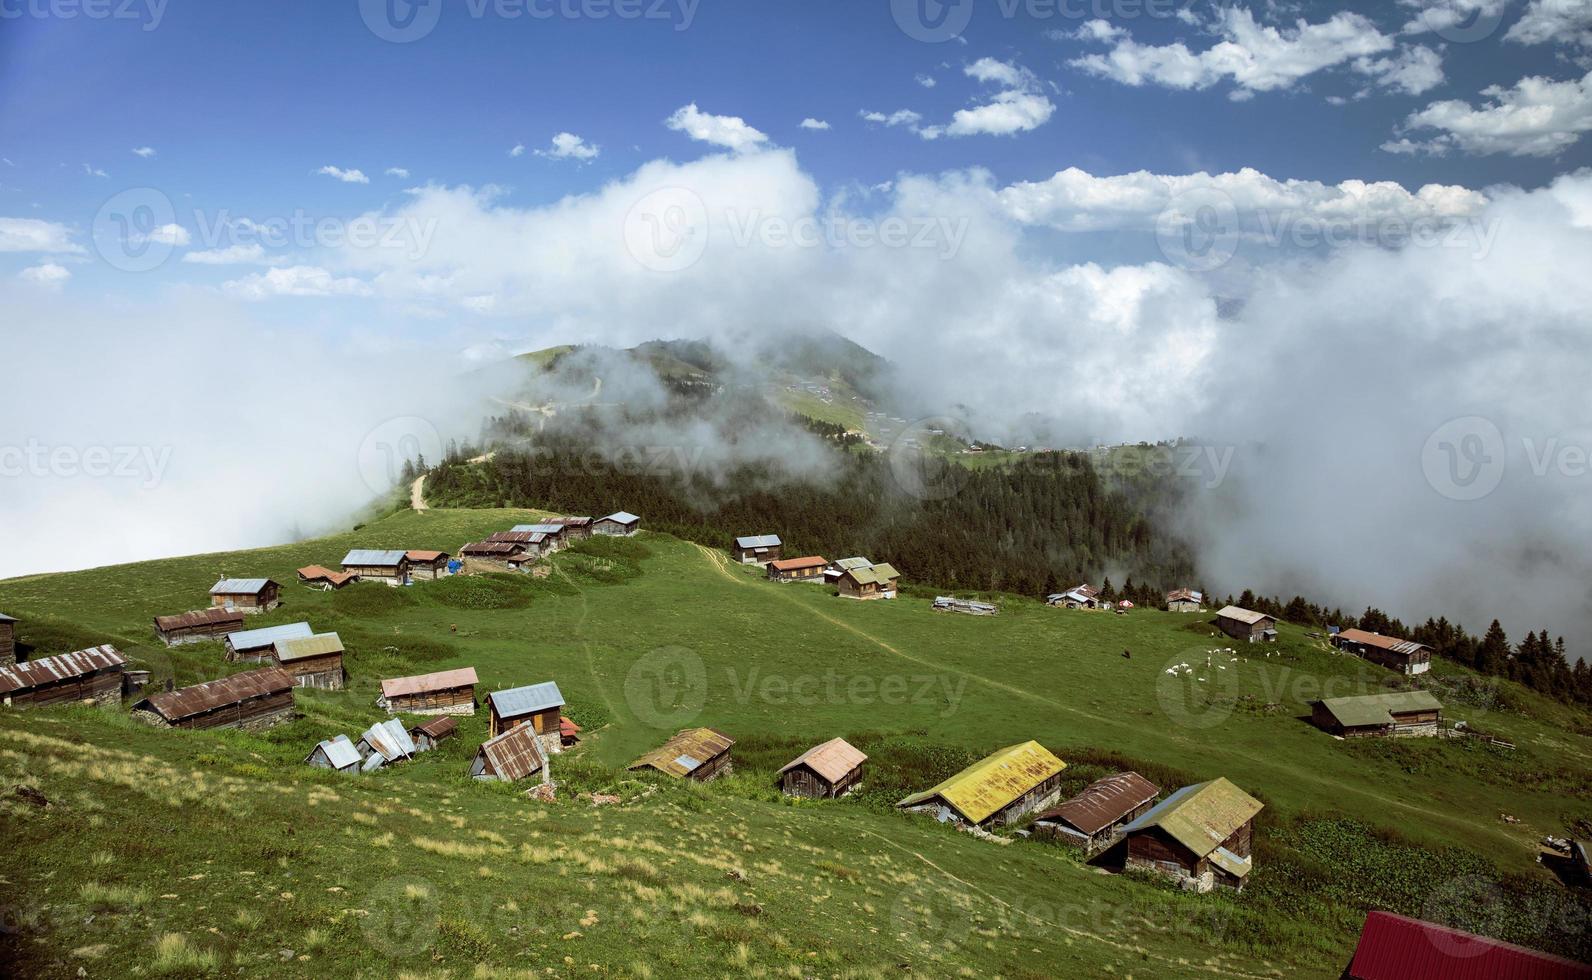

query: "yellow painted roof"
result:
(897, 741), (1066, 824)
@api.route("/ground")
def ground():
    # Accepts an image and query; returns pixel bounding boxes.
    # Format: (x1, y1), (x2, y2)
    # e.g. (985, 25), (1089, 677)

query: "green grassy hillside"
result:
(2, 509), (1588, 977)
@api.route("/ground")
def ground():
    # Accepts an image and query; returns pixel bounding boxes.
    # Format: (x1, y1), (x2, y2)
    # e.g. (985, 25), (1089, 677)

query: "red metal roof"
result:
(559, 716), (582, 737)
(381, 667), (479, 699)
(1348, 911), (1590, 980)
(137, 666), (292, 722)
(154, 608), (247, 632)
(1035, 771), (1160, 835)
(771, 556), (829, 572)
(0, 645), (126, 695)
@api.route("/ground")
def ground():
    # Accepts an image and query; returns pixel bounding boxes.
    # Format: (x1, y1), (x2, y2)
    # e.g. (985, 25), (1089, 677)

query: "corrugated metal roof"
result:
(1036, 772), (1160, 835)
(461, 540), (525, 556)
(1217, 606), (1272, 625)
(489, 681), (564, 718)
(307, 734), (361, 770)
(845, 563), (900, 586)
(1347, 911), (1591, 980)
(559, 716), (581, 738)
(601, 511), (640, 525)
(411, 716), (458, 740)
(342, 550), (409, 567)
(137, 666), (293, 722)
(476, 723), (547, 781)
(629, 728), (735, 778)
(735, 534), (782, 549)
(380, 667), (478, 698)
(771, 556), (829, 572)
(296, 565), (358, 586)
(274, 632), (345, 663)
(490, 531), (543, 544)
(1123, 778), (1263, 859)
(1167, 588), (1203, 603)
(359, 718), (417, 762)
(1317, 691), (1443, 728)
(897, 742), (1066, 825)
(549, 516), (592, 526)
(227, 622), (314, 652)
(0, 645), (126, 695)
(834, 557), (874, 570)
(211, 578), (275, 595)
(406, 550), (448, 562)
(154, 608), (246, 632)
(779, 738), (867, 784)
(1337, 628), (1430, 656)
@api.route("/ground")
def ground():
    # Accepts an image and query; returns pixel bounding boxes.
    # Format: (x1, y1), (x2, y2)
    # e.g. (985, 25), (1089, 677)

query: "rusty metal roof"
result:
(771, 556), (829, 572)
(297, 565), (358, 586)
(476, 723), (547, 781)
(406, 550), (448, 562)
(273, 632), (345, 663)
(629, 727), (735, 778)
(779, 738), (867, 784)
(1123, 778), (1263, 860)
(548, 516), (592, 526)
(411, 716), (458, 740)
(1166, 588), (1203, 603)
(898, 741), (1067, 825)
(462, 540), (526, 556)
(380, 667), (478, 699)
(211, 578), (277, 595)
(154, 608), (247, 632)
(488, 531), (542, 544)
(1035, 772), (1160, 835)
(0, 645), (126, 695)
(136, 666), (293, 722)
(1337, 628), (1430, 656)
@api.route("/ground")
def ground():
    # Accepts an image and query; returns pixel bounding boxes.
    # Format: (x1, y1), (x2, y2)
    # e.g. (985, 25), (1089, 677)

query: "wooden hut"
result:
(628, 727), (735, 782)
(777, 738), (867, 798)
(768, 556), (828, 583)
(378, 667), (478, 716)
(836, 562), (900, 600)
(487, 681), (565, 753)
(410, 716), (458, 752)
(471, 723), (549, 783)
(1122, 777), (1262, 892)
(1165, 588), (1203, 613)
(272, 632), (346, 690)
(1215, 606), (1277, 643)
(1311, 691), (1443, 738)
(733, 534), (783, 564)
(406, 551), (451, 581)
(132, 666), (295, 732)
(593, 511), (641, 537)
(459, 540), (528, 569)
(153, 608), (246, 647)
(897, 741), (1066, 829)
(340, 550), (411, 586)
(559, 716), (582, 747)
(510, 524), (568, 550)
(296, 565), (356, 591)
(1345, 910), (1592, 980)
(0, 645), (127, 709)
(1332, 628), (1433, 675)
(225, 622), (314, 662)
(547, 516), (594, 541)
(489, 531), (549, 558)
(304, 734), (361, 773)
(1047, 585), (1100, 609)
(1032, 772), (1160, 854)
(210, 578), (281, 614)
(0, 612), (16, 667)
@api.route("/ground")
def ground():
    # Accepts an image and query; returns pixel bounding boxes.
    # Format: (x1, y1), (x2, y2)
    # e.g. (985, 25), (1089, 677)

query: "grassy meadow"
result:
(1, 507), (1589, 977)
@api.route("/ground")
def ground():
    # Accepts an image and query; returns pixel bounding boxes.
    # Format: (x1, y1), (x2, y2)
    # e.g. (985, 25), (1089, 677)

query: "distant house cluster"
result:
(460, 512), (639, 571)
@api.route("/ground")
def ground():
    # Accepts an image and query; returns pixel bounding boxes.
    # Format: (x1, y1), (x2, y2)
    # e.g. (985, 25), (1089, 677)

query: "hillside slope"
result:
(1, 509), (1589, 976)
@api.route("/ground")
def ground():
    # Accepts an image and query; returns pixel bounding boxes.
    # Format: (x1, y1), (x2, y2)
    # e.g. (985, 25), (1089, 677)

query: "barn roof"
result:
(296, 565), (357, 587)
(735, 534), (782, 549)
(137, 667), (293, 722)
(380, 667), (479, 698)
(601, 511), (640, 526)
(154, 608), (247, 632)
(1166, 588), (1203, 603)
(779, 738), (867, 784)
(771, 556), (829, 572)
(897, 741), (1066, 825)
(476, 724), (547, 781)
(227, 621), (314, 652)
(1123, 778), (1262, 861)
(411, 716), (458, 740)
(491, 531), (543, 543)
(406, 550), (448, 562)
(462, 540), (526, 556)
(307, 734), (361, 770)
(1316, 691), (1443, 728)
(210, 578), (276, 595)
(1216, 606), (1271, 625)
(489, 681), (565, 718)
(359, 718), (417, 762)
(559, 716), (582, 738)
(833, 557), (874, 571)
(342, 549), (409, 567)
(0, 645), (126, 695)
(845, 563), (900, 586)
(549, 516), (592, 526)
(1347, 910), (1591, 980)
(629, 728), (735, 778)
(1035, 772), (1161, 835)
(1337, 628), (1430, 656)
(274, 632), (345, 663)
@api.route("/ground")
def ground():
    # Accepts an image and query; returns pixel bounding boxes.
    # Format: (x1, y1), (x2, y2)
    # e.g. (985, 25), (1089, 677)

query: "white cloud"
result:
(1506, 0), (1592, 48)
(1400, 0), (1510, 36)
(665, 103), (770, 153)
(132, 146), (156, 159)
(1354, 45), (1445, 96)
(317, 165), (370, 184)
(145, 223), (190, 246)
(860, 108), (924, 128)
(386, 167), (411, 178)
(0, 217), (83, 254)
(182, 244), (277, 266)
(1071, 8), (1403, 97)
(534, 132), (601, 161)
(509, 144), (526, 158)
(83, 163), (108, 178)
(865, 60), (1054, 140)
(18, 262), (70, 289)
(1392, 70), (1592, 156)
(223, 265), (373, 300)
(799, 118), (832, 130)
(915, 73), (938, 88)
